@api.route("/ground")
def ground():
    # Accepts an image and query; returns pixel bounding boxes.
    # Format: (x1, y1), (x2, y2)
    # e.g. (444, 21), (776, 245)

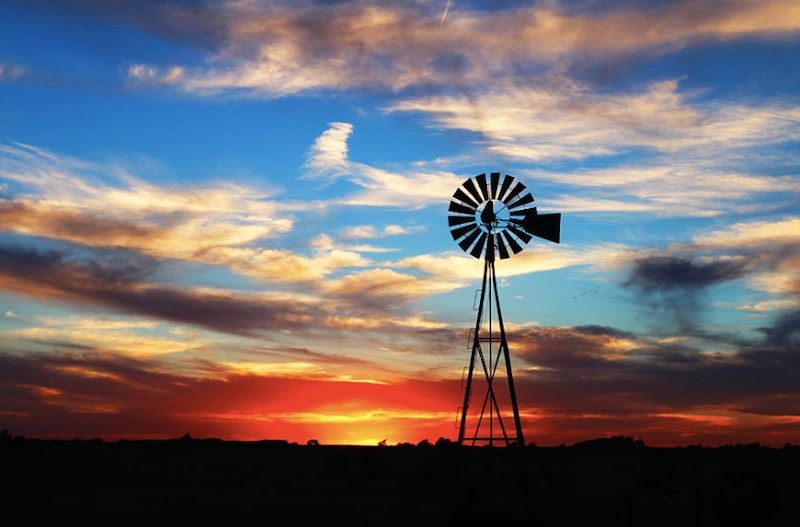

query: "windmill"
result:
(448, 172), (561, 446)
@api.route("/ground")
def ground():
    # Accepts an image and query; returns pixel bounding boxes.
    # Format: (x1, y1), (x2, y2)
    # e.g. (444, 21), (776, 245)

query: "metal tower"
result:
(447, 173), (561, 446)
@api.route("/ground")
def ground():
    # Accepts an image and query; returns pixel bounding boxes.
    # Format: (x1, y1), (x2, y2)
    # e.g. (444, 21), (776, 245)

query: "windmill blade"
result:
(501, 231), (524, 254)
(485, 234), (495, 261)
(490, 172), (500, 199)
(507, 224), (532, 244)
(497, 175), (513, 202)
(450, 223), (477, 241)
(510, 206), (536, 218)
(470, 232), (488, 258)
(508, 192), (535, 210)
(475, 173), (489, 201)
(448, 215), (475, 227)
(458, 227), (482, 251)
(503, 181), (526, 205)
(520, 212), (561, 243)
(453, 188), (479, 209)
(496, 234), (510, 260)
(462, 178), (483, 205)
(449, 201), (476, 215)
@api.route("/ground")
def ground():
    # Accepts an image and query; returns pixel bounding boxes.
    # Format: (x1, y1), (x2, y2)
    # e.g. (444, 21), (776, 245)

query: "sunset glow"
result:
(1, 0), (799, 446)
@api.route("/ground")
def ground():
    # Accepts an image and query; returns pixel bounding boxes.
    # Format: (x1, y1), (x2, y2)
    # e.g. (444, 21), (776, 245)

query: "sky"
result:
(0, 0), (799, 446)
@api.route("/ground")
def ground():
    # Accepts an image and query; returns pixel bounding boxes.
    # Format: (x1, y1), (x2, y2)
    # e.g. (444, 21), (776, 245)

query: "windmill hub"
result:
(476, 199), (506, 229)
(448, 172), (562, 447)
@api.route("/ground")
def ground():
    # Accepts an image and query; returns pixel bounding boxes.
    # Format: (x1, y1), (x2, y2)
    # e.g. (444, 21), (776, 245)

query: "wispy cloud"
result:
(0, 61), (25, 82)
(305, 121), (353, 177)
(112, 1), (800, 97)
(394, 244), (624, 282)
(127, 63), (184, 84)
(339, 224), (425, 240)
(0, 143), (293, 259)
(389, 79), (800, 162)
(304, 122), (463, 208)
(0, 143), (378, 283)
(532, 162), (800, 217)
(323, 268), (460, 303)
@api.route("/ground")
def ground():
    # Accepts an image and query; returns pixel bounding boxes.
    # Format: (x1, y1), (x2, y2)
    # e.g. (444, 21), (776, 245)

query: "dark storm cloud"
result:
(0, 244), (322, 335)
(5, 0), (227, 50)
(511, 319), (800, 416)
(625, 256), (750, 292)
(762, 310), (800, 347)
(622, 255), (753, 333)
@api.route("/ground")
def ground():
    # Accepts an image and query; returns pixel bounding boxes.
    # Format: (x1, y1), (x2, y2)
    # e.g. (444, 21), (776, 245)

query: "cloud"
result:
(0, 61), (25, 82)
(389, 79), (800, 162)
(623, 255), (753, 331)
(305, 121), (353, 176)
(504, 320), (800, 444)
(127, 63), (184, 84)
(695, 217), (800, 249)
(2, 324), (199, 358)
(199, 244), (370, 282)
(303, 122), (464, 208)
(0, 142), (381, 283)
(0, 350), (458, 443)
(339, 224), (425, 239)
(323, 268), (460, 303)
(101, 1), (800, 97)
(683, 217), (800, 297)
(0, 143), (293, 260)
(625, 256), (750, 293)
(0, 245), (324, 336)
(763, 309), (800, 347)
(7, 312), (799, 445)
(0, 242), (455, 339)
(394, 243), (623, 282)
(615, 217), (800, 329)
(528, 162), (800, 217)
(341, 163), (463, 208)
(739, 298), (800, 313)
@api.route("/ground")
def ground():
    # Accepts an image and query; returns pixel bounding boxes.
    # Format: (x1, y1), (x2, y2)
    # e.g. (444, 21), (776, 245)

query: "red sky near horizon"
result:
(1, 0), (799, 446)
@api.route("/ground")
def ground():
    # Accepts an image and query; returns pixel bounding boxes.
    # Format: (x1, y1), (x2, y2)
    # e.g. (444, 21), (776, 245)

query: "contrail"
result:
(441, 0), (453, 25)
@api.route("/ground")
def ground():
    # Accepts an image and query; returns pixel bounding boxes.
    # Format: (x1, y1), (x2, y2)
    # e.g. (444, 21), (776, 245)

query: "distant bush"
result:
(572, 435), (646, 450)
(434, 437), (455, 448)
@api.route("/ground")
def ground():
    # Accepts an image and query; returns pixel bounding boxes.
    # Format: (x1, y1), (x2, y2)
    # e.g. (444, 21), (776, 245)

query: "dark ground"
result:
(1, 435), (798, 525)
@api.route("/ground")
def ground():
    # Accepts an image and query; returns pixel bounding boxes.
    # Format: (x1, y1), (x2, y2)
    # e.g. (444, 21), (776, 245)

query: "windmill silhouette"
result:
(448, 172), (561, 446)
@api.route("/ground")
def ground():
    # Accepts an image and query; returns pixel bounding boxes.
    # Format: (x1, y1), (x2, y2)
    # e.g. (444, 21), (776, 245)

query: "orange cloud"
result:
(0, 143), (293, 259)
(323, 268), (461, 302)
(3, 343), (800, 446)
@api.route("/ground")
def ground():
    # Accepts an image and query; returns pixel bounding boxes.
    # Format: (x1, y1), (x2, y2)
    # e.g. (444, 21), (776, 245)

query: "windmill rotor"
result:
(448, 172), (561, 260)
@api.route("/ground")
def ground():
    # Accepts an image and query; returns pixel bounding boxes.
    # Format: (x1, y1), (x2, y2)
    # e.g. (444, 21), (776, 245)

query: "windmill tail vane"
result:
(448, 172), (561, 446)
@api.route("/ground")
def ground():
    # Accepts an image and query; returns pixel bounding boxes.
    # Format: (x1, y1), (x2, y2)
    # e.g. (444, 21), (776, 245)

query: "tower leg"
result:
(457, 257), (489, 445)
(491, 261), (525, 446)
